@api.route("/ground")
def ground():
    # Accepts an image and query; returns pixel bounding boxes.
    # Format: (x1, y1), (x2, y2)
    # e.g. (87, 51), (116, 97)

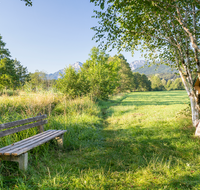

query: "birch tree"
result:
(90, 0), (200, 131)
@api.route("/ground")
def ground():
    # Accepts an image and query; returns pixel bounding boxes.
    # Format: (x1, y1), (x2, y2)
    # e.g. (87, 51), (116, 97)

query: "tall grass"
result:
(0, 91), (61, 117)
(0, 91), (102, 154)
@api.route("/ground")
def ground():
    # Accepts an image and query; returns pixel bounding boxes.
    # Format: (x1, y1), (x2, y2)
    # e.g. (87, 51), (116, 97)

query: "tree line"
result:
(0, 35), (29, 91)
(150, 75), (184, 91)
(53, 47), (184, 99)
(55, 47), (144, 99)
(24, 61), (185, 99)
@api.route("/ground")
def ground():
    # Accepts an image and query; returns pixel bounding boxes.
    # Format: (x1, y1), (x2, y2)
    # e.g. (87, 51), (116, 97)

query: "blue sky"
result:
(0, 0), (143, 74)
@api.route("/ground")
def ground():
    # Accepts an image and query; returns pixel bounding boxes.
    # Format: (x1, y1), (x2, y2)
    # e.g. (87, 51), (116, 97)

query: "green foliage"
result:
(0, 35), (29, 91)
(161, 78), (167, 86)
(90, 0), (200, 72)
(139, 74), (152, 91)
(13, 59), (30, 87)
(166, 80), (173, 90)
(56, 47), (121, 100)
(82, 47), (120, 99)
(56, 66), (83, 98)
(149, 75), (185, 91)
(150, 75), (166, 91)
(0, 89), (19, 96)
(0, 58), (14, 90)
(116, 54), (135, 92)
(169, 78), (185, 90)
(55, 48), (153, 99)
(55, 47), (155, 98)
(132, 72), (151, 91)
(25, 70), (55, 92)
(0, 36), (10, 59)
(0, 58), (29, 90)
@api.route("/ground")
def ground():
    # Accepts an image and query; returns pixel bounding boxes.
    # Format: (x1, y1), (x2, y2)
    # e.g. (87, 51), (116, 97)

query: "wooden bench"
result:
(0, 114), (67, 171)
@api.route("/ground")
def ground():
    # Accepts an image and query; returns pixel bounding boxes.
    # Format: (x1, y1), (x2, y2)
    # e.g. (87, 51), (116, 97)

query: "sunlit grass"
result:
(1, 90), (200, 189)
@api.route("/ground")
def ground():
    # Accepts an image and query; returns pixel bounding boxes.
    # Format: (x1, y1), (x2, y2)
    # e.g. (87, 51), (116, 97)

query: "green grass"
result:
(1, 90), (200, 189)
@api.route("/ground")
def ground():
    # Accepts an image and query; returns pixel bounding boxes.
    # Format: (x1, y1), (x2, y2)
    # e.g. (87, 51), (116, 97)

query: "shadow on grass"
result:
(0, 92), (196, 189)
(1, 120), (198, 189)
(121, 91), (189, 106)
(60, 122), (199, 189)
(121, 100), (189, 106)
(164, 173), (200, 189)
(78, 124), (196, 170)
(105, 107), (138, 118)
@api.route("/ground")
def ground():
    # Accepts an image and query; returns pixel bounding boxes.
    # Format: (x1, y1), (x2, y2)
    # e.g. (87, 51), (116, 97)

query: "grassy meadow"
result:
(1, 90), (200, 189)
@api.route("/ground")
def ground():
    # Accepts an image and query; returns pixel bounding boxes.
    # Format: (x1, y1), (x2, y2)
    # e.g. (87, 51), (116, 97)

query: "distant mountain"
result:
(47, 62), (83, 79)
(48, 69), (64, 80)
(71, 61), (83, 72)
(129, 60), (146, 71)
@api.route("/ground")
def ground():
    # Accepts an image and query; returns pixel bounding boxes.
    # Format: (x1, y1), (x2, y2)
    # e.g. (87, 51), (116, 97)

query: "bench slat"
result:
(0, 130), (54, 154)
(0, 115), (47, 129)
(11, 130), (67, 156)
(1, 130), (61, 155)
(0, 120), (47, 138)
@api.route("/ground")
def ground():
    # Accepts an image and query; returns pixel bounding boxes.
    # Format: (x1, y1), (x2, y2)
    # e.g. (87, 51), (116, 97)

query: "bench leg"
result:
(0, 153), (28, 171)
(18, 153), (28, 171)
(55, 134), (64, 148)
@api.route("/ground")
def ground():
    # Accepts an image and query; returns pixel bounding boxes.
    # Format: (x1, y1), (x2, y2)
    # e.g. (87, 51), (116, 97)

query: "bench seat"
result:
(0, 130), (67, 156)
(0, 114), (67, 171)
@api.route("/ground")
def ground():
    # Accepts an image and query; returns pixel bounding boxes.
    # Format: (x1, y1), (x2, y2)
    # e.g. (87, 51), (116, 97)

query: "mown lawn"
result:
(1, 90), (200, 189)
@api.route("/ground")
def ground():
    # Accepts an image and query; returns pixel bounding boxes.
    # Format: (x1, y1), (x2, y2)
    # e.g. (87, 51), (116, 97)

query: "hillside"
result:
(48, 69), (64, 79)
(133, 64), (177, 75)
(129, 60), (146, 71)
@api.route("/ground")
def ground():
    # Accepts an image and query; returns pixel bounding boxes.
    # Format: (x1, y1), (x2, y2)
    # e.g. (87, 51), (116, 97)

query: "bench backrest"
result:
(0, 114), (47, 138)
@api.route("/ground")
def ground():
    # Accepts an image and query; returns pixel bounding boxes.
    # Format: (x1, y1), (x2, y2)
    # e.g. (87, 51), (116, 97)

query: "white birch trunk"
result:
(190, 95), (199, 127)
(179, 69), (199, 127)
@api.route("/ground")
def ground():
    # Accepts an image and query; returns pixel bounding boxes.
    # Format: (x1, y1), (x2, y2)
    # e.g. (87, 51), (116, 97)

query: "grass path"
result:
(2, 91), (200, 189)
(88, 91), (199, 189)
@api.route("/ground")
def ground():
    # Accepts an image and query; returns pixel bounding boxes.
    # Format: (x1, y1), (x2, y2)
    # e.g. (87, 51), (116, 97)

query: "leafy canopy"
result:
(90, 0), (200, 73)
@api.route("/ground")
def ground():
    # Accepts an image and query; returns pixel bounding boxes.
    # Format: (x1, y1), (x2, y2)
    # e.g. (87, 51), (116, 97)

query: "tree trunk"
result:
(190, 95), (199, 127)
(179, 68), (199, 127)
